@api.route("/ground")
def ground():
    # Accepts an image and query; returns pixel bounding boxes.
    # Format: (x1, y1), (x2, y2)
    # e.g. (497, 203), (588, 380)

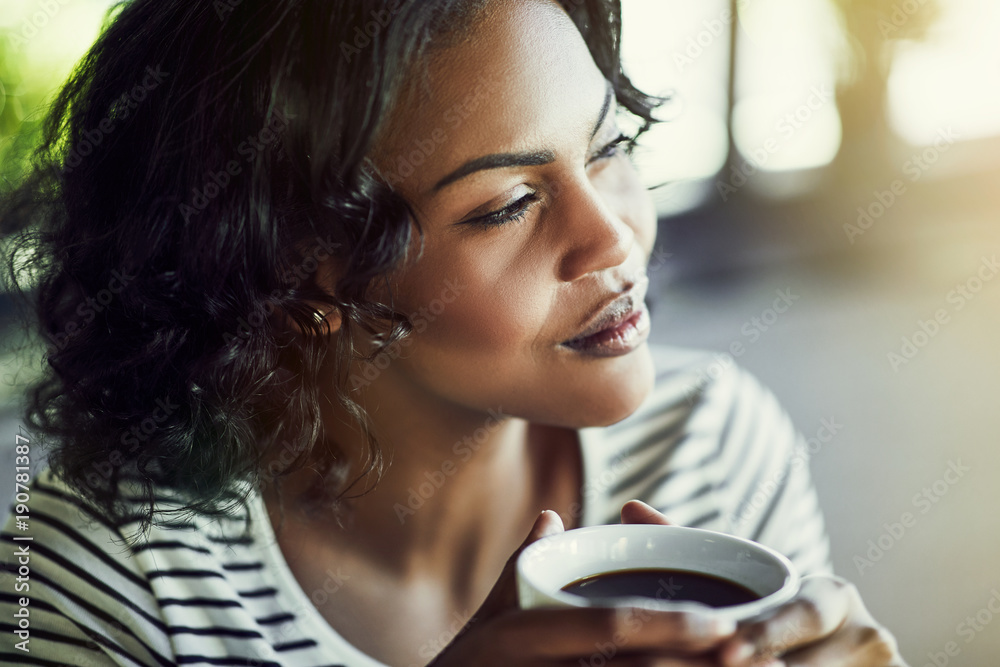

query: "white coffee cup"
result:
(516, 524), (800, 622)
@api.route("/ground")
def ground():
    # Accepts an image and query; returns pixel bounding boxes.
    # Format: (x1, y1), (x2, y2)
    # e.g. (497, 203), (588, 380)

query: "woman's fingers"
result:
(778, 621), (904, 666)
(718, 575), (905, 667)
(719, 575), (851, 665)
(553, 656), (729, 667)
(490, 605), (736, 659)
(430, 604), (735, 667)
(620, 499), (673, 525)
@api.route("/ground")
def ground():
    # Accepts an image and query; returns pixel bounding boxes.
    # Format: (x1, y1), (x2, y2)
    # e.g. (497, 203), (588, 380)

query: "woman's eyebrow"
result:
(431, 81), (615, 193)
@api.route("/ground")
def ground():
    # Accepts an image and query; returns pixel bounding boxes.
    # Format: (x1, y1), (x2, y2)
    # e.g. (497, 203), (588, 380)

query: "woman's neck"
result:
(263, 367), (580, 598)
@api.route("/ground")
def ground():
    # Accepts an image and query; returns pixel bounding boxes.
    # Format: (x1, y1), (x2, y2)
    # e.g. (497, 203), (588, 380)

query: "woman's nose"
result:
(554, 178), (635, 283)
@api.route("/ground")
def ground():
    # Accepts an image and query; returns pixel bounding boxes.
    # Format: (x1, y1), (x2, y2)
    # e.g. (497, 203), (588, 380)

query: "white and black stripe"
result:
(1, 345), (832, 665)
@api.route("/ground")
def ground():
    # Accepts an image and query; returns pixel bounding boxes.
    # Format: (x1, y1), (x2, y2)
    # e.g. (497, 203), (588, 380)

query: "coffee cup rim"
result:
(516, 524), (801, 621)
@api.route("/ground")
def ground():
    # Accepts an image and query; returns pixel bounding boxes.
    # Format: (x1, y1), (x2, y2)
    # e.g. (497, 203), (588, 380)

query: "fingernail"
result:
(539, 510), (564, 537)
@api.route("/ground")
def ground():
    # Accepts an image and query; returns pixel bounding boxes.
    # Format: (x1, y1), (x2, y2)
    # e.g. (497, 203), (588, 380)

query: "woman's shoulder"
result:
(4, 465), (255, 547)
(0, 466), (332, 665)
(1, 466), (182, 663)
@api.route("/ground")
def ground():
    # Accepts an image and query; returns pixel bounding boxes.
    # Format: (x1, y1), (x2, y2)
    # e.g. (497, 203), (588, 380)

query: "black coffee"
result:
(560, 568), (760, 608)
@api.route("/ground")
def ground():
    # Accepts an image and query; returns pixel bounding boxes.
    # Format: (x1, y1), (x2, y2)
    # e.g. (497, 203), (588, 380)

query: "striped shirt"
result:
(0, 345), (832, 666)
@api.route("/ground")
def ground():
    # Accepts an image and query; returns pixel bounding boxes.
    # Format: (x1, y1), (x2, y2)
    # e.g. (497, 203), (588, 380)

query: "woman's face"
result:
(365, 0), (657, 427)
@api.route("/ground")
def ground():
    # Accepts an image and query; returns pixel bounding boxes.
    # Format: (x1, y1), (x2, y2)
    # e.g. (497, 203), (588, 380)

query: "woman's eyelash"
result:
(460, 133), (634, 230)
(463, 192), (540, 229)
(589, 133), (634, 163)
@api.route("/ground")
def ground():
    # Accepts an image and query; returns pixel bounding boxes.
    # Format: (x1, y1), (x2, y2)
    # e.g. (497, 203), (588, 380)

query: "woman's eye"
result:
(456, 133), (634, 231)
(461, 192), (540, 230)
(588, 133), (633, 165)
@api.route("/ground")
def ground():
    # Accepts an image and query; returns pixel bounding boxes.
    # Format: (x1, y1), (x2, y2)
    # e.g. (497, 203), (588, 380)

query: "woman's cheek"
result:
(384, 210), (558, 370)
(398, 256), (536, 357)
(443, 278), (544, 352)
(393, 279), (553, 405)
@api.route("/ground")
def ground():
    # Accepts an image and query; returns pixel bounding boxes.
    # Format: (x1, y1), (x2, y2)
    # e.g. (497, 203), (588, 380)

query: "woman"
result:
(0, 0), (906, 665)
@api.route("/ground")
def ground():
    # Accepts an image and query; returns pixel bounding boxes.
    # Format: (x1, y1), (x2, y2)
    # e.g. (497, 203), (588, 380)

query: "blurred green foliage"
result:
(0, 30), (46, 189)
(1, 1), (112, 189)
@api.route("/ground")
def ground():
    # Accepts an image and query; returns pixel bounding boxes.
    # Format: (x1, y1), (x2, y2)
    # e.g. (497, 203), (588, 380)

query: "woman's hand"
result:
(426, 507), (739, 666)
(621, 500), (910, 667)
(715, 575), (908, 667)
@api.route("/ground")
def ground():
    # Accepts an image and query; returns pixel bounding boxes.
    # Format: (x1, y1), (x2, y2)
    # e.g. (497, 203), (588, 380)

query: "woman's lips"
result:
(561, 297), (651, 357)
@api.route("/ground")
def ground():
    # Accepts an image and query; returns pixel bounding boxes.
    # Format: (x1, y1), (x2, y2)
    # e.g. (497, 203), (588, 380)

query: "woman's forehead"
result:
(372, 0), (607, 197)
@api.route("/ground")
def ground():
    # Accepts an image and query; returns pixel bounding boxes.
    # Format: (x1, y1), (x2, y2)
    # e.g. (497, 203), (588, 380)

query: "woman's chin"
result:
(558, 342), (656, 428)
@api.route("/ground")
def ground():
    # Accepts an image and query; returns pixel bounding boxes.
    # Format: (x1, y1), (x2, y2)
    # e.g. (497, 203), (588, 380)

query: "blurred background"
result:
(2, 0), (999, 664)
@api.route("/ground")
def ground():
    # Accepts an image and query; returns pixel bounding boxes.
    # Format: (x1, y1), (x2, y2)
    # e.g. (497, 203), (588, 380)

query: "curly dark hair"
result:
(0, 0), (662, 533)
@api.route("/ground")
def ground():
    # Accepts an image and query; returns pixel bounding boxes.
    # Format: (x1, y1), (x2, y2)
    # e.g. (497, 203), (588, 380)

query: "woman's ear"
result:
(279, 293), (344, 337)
(281, 236), (344, 336)
(306, 302), (343, 334)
